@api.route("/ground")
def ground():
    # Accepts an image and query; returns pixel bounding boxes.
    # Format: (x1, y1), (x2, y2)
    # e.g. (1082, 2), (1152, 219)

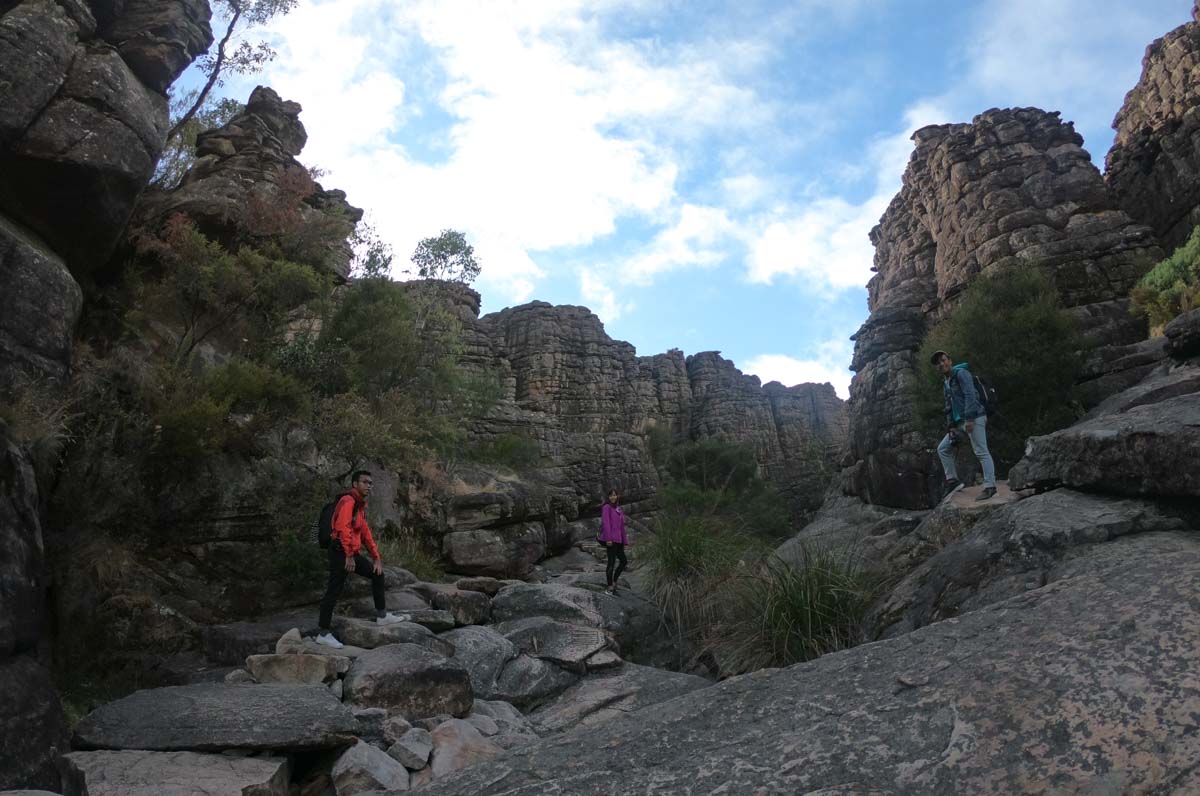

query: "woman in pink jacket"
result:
(600, 488), (629, 595)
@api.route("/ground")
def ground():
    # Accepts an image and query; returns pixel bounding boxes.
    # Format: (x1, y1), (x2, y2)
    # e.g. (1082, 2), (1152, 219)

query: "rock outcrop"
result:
(844, 108), (1161, 509)
(133, 86), (364, 278)
(402, 285), (847, 558)
(0, 0), (212, 275)
(1106, 2), (1200, 252)
(420, 526), (1200, 794)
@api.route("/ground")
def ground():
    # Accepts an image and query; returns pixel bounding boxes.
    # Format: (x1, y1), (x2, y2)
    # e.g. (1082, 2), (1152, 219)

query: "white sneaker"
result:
(376, 612), (410, 626)
(315, 632), (344, 649)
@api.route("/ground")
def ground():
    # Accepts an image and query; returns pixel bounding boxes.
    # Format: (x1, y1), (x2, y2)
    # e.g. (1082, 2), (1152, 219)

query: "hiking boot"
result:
(942, 478), (962, 497)
(376, 612), (410, 626)
(315, 632), (344, 649)
(975, 486), (997, 502)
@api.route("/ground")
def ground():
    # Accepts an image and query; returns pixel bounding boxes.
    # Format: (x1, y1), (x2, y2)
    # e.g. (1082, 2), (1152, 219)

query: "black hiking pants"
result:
(605, 542), (627, 586)
(318, 545), (386, 629)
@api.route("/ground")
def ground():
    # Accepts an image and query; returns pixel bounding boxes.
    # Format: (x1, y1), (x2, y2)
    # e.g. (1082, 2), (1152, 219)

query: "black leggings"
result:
(318, 545), (386, 629)
(605, 543), (627, 586)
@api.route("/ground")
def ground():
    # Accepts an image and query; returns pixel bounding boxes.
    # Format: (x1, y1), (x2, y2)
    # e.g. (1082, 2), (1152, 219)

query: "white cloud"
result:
(743, 337), (855, 398)
(620, 204), (739, 286)
(580, 269), (634, 323)
(743, 101), (951, 292)
(246, 0), (773, 304)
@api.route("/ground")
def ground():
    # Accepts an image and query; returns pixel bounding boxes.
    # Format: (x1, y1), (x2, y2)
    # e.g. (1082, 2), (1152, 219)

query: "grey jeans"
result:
(937, 414), (996, 488)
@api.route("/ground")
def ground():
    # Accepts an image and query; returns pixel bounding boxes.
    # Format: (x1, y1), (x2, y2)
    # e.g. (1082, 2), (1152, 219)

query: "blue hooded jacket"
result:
(943, 362), (983, 424)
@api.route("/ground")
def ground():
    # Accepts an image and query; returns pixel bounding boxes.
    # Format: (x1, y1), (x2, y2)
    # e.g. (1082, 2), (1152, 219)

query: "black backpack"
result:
(315, 499), (340, 549)
(972, 373), (998, 413)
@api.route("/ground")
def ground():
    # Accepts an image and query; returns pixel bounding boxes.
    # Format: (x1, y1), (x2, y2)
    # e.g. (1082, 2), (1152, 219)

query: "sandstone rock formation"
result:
(1106, 1), (1200, 251)
(844, 108), (1161, 509)
(134, 86), (364, 278)
(65, 749), (290, 796)
(400, 283), (847, 564)
(0, 0), (212, 275)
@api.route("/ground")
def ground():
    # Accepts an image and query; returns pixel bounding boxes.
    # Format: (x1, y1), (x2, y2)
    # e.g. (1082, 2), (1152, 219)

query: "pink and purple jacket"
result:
(600, 502), (628, 545)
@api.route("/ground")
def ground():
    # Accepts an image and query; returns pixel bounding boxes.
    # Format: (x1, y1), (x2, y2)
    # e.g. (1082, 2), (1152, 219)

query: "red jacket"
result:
(332, 490), (380, 560)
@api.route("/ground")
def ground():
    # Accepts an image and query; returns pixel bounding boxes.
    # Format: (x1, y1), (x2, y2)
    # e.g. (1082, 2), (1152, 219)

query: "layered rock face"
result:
(405, 286), (847, 573)
(0, 3), (211, 791)
(0, 0), (212, 276)
(1106, 2), (1200, 252)
(134, 86), (364, 278)
(844, 108), (1160, 509)
(0, 427), (70, 792)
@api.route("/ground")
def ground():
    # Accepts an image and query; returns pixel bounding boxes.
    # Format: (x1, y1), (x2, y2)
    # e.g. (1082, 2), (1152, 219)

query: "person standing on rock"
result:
(932, 351), (996, 501)
(315, 470), (408, 648)
(600, 489), (629, 595)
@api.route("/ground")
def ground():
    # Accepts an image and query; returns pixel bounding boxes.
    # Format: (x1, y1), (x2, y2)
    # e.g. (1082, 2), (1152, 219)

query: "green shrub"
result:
(667, 438), (759, 495)
(1131, 225), (1200, 330)
(468, 433), (540, 469)
(270, 530), (326, 594)
(203, 358), (309, 417)
(914, 268), (1082, 472)
(642, 505), (764, 647)
(375, 522), (445, 582)
(706, 549), (872, 675)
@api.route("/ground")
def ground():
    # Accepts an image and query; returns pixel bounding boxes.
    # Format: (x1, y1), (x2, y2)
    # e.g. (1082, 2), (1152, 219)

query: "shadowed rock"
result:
(72, 684), (358, 752)
(65, 750), (288, 796)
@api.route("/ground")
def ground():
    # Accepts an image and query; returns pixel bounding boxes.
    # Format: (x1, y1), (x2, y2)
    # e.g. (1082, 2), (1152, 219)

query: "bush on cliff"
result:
(1131, 224), (1200, 331)
(914, 268), (1082, 473)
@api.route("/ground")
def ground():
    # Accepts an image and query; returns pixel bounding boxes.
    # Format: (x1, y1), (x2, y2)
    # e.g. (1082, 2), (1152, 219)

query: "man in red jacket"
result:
(316, 470), (407, 648)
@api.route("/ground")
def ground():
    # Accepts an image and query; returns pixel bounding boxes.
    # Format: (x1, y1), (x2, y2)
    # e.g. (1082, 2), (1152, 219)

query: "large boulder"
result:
(104, 0), (214, 94)
(435, 625), (576, 707)
(332, 617), (454, 655)
(430, 588), (491, 626)
(65, 750), (289, 796)
(330, 740), (409, 794)
(0, 176), (83, 391)
(72, 684), (358, 751)
(871, 489), (1190, 638)
(244, 653), (346, 685)
(428, 719), (501, 781)
(418, 530), (1200, 794)
(529, 663), (711, 735)
(442, 523), (546, 578)
(490, 583), (620, 630)
(342, 644), (473, 720)
(1165, 308), (1200, 358)
(1009, 392), (1200, 498)
(0, 656), (70, 792)
(498, 616), (610, 674)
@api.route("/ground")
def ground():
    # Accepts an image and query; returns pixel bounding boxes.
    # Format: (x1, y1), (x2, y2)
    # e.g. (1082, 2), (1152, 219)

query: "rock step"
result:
(65, 750), (289, 796)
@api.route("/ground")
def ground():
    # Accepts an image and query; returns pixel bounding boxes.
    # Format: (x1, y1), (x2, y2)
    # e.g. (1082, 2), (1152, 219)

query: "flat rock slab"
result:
(454, 577), (503, 596)
(73, 684), (359, 752)
(498, 616), (609, 673)
(530, 663), (710, 735)
(332, 618), (454, 656)
(246, 653), (346, 684)
(343, 643), (474, 721)
(419, 532), (1200, 795)
(430, 589), (491, 626)
(1010, 392), (1200, 498)
(65, 750), (289, 796)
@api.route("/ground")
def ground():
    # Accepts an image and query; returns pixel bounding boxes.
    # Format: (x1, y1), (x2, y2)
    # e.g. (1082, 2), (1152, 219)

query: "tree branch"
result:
(167, 5), (243, 142)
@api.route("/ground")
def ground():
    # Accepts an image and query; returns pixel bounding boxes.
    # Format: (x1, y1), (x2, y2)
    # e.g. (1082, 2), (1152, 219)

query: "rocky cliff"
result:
(843, 108), (1161, 509)
(397, 284), (847, 575)
(0, 1), (213, 790)
(1106, 1), (1200, 252)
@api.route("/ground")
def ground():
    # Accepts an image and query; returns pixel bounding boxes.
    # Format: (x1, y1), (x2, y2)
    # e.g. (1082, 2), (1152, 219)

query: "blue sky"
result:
(193, 0), (1193, 397)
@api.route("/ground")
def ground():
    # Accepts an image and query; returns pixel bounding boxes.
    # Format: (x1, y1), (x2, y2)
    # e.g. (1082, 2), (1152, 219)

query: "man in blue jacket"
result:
(931, 350), (996, 501)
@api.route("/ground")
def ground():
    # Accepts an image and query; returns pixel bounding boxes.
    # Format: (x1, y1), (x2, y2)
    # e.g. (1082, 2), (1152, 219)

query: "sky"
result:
(186, 0), (1194, 398)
